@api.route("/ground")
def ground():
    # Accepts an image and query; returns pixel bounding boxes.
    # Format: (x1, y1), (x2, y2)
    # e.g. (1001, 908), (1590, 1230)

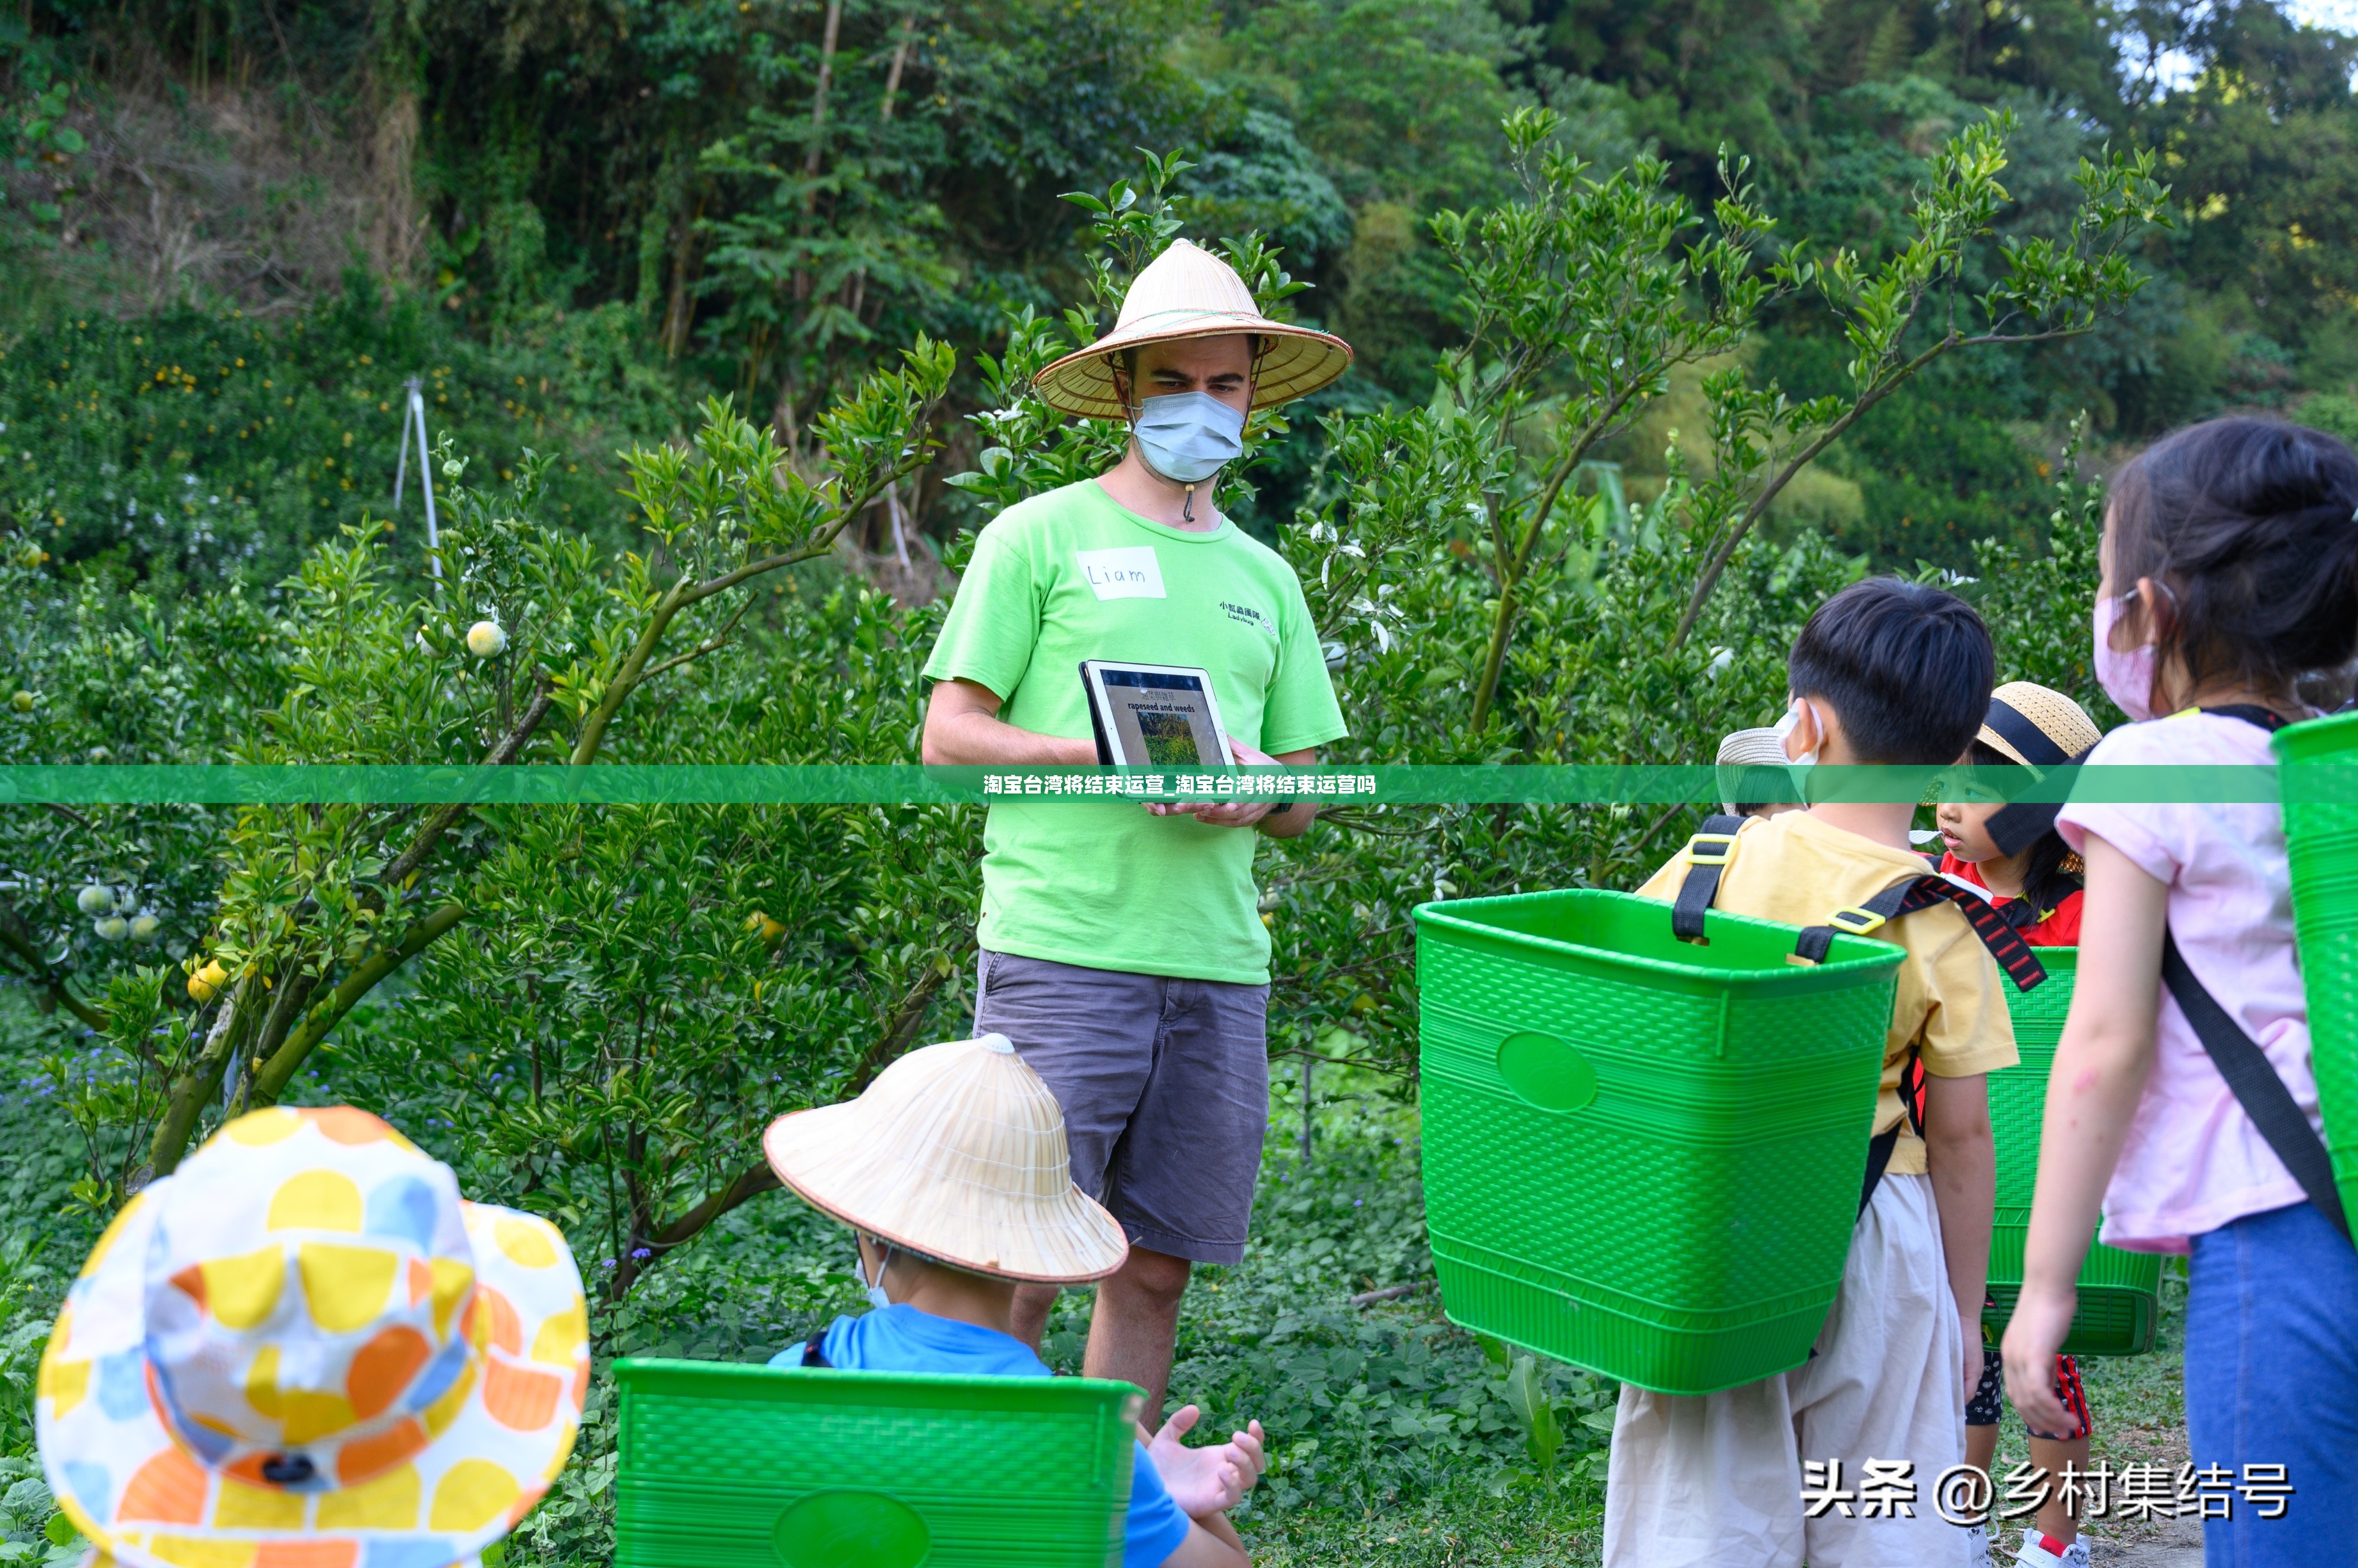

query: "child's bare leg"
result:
(2028, 1433), (2089, 1544)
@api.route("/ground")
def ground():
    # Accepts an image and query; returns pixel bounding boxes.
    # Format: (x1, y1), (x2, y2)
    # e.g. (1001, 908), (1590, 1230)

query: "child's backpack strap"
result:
(1671, 813), (1748, 941)
(1792, 875), (2048, 994)
(799, 1329), (834, 1368)
(1675, 852), (2047, 1218)
(2161, 931), (2350, 1243)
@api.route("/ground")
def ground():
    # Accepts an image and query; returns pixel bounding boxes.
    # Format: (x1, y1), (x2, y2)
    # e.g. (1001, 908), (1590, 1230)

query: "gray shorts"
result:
(974, 949), (1270, 1265)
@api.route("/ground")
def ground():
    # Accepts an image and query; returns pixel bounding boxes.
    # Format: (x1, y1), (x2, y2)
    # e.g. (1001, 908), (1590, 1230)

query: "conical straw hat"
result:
(1033, 238), (1353, 419)
(762, 1035), (1128, 1284)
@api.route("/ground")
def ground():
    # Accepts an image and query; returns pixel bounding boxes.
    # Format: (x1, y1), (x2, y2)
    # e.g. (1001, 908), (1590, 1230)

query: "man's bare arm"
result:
(921, 677), (1097, 767)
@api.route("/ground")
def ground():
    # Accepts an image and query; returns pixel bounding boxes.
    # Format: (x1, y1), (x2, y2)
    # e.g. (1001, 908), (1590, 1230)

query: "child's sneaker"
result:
(1961, 1521), (1991, 1568)
(2012, 1531), (2088, 1568)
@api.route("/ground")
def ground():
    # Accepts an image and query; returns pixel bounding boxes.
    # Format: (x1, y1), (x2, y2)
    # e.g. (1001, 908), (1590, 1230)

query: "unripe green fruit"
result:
(130, 913), (162, 942)
(76, 884), (115, 915)
(10, 691), (30, 712)
(94, 915), (130, 942)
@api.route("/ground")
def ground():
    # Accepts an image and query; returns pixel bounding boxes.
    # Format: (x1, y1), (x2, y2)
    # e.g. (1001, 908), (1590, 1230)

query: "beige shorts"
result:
(1603, 1171), (1972, 1568)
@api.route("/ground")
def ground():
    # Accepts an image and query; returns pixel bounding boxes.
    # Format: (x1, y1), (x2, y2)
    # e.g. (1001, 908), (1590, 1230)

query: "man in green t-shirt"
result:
(920, 239), (1353, 1423)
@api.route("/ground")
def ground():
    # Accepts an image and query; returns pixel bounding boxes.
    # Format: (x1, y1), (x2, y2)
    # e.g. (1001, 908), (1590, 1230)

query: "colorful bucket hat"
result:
(36, 1107), (588, 1568)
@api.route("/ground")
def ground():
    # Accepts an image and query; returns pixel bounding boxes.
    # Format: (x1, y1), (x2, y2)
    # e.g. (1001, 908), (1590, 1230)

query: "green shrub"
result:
(0, 286), (689, 589)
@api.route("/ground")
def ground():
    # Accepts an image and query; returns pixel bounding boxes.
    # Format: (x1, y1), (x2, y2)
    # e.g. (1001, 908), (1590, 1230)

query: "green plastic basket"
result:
(614, 1358), (1144, 1568)
(1415, 888), (1905, 1395)
(1983, 948), (2162, 1356)
(2274, 710), (2358, 1226)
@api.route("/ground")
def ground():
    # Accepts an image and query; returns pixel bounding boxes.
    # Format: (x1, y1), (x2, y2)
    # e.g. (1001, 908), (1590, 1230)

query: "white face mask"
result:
(1773, 697), (1822, 768)
(861, 1239), (893, 1310)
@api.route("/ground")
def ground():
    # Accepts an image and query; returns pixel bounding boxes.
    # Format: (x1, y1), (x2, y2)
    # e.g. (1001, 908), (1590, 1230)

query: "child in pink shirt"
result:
(2002, 416), (2358, 1568)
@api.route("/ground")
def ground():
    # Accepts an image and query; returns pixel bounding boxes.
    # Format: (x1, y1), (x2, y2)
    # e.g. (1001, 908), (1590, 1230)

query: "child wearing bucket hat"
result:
(36, 1105), (589, 1568)
(762, 1033), (1269, 1568)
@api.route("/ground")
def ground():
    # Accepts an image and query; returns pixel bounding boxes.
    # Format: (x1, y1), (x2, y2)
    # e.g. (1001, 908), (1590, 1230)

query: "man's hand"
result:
(1144, 1405), (1269, 1519)
(1149, 739), (1317, 837)
(1151, 739), (1280, 828)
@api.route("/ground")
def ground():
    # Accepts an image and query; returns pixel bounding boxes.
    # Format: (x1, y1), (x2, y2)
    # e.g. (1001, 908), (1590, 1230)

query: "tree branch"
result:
(848, 962), (953, 1094)
(149, 973), (252, 1178)
(0, 898), (103, 1030)
(250, 902), (466, 1105)
(1671, 328), (1962, 650)
(380, 678), (555, 890)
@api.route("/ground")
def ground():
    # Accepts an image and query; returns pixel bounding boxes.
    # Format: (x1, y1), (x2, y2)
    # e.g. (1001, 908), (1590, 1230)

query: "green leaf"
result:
(40, 1516), (74, 1549)
(1504, 1354), (1560, 1473)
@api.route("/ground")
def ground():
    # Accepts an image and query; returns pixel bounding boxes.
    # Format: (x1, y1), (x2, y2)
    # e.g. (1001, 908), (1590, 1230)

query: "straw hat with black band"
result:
(762, 1033), (1129, 1285)
(1977, 681), (2104, 858)
(1032, 239), (1353, 420)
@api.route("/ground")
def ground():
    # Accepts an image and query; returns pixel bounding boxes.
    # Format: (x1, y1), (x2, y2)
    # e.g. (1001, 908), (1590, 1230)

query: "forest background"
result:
(0, 1), (2340, 1563)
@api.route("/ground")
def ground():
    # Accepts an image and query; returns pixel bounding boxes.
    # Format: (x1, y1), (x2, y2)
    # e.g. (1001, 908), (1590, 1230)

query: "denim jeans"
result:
(2185, 1200), (2358, 1566)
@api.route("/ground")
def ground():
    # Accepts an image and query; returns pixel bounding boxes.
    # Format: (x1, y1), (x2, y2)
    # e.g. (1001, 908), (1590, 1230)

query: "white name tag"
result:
(1076, 545), (1166, 600)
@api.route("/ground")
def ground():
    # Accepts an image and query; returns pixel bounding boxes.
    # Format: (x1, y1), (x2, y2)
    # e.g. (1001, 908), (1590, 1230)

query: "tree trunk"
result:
(802, 0), (844, 191)
(880, 11), (917, 121)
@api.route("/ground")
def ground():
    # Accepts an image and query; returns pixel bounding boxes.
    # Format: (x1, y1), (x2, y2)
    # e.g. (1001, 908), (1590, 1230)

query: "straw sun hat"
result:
(1979, 681), (2103, 769)
(1715, 726), (1799, 814)
(762, 1035), (1128, 1284)
(1032, 239), (1353, 420)
(37, 1106), (587, 1568)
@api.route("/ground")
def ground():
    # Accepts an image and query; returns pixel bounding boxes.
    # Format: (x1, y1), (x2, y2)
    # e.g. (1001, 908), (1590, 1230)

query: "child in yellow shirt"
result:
(1605, 579), (2020, 1568)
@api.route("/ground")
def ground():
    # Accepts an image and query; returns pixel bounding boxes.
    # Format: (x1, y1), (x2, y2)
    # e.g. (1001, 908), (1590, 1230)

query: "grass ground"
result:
(0, 1010), (2191, 1566)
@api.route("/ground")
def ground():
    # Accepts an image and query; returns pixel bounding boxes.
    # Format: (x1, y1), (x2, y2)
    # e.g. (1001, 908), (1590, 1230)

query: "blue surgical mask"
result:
(1130, 390), (1246, 485)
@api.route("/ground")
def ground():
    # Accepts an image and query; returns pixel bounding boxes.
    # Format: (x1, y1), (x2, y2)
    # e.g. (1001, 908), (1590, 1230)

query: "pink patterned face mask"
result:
(2092, 591), (2160, 721)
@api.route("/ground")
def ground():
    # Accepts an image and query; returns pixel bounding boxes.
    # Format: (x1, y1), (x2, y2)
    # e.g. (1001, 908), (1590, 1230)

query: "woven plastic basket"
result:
(614, 1358), (1142, 1568)
(1982, 948), (2161, 1356)
(1416, 888), (1904, 1395)
(2274, 710), (2358, 1226)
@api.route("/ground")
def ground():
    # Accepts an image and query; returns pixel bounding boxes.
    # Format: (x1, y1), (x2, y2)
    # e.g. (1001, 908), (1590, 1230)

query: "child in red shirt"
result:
(1935, 682), (2098, 948)
(1933, 681), (2101, 1567)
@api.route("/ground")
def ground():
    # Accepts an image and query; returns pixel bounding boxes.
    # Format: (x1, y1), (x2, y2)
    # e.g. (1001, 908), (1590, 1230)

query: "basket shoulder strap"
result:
(800, 1328), (834, 1368)
(2161, 931), (2350, 1242)
(1671, 813), (1748, 941)
(1794, 875), (2048, 992)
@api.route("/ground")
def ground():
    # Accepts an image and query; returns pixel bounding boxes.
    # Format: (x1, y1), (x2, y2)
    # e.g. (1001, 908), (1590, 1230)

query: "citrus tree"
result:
(949, 109), (2164, 1079)
(5, 343), (971, 1297)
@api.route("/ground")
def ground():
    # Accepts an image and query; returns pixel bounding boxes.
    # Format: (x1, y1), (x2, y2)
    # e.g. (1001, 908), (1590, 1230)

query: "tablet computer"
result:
(1079, 660), (1235, 769)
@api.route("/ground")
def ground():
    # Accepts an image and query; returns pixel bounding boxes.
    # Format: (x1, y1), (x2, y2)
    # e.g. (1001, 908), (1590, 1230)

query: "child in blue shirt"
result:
(763, 1032), (1267, 1568)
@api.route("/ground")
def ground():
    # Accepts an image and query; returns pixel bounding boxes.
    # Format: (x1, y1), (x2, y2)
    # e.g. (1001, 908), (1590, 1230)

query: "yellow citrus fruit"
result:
(466, 620), (508, 658)
(188, 959), (228, 1003)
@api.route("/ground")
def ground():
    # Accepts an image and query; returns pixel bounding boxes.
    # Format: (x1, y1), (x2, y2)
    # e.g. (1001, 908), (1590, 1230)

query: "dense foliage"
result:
(0, 0), (2277, 1557)
(9, 2), (2358, 571)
